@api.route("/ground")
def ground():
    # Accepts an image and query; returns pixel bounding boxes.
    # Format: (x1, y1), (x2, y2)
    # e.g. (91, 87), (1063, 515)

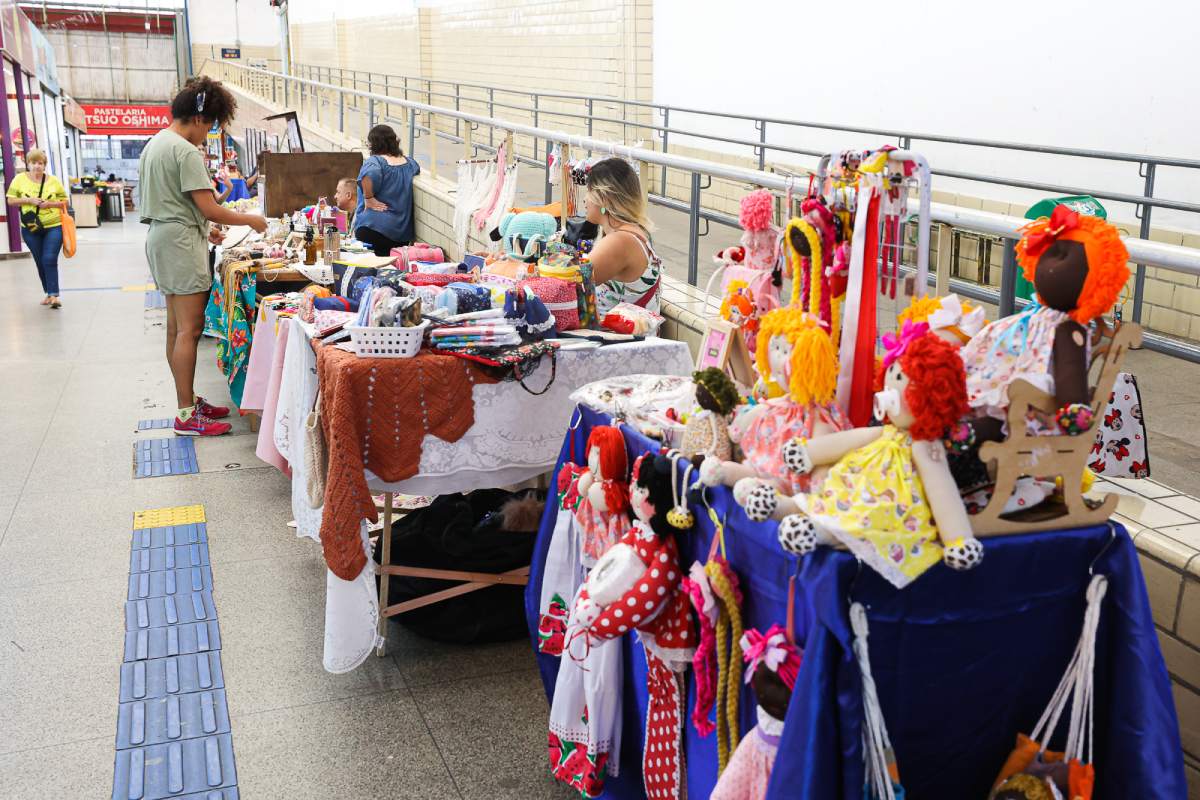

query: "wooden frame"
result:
(373, 492), (531, 657)
(696, 318), (756, 389)
(971, 321), (1142, 536)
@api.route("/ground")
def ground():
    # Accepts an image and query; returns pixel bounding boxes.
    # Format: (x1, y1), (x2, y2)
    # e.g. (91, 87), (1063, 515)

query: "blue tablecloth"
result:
(525, 406), (1186, 799)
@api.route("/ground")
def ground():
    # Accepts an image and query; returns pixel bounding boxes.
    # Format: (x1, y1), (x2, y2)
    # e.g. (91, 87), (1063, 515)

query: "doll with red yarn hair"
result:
(573, 426), (632, 563)
(961, 208), (1129, 427)
(737, 327), (984, 589)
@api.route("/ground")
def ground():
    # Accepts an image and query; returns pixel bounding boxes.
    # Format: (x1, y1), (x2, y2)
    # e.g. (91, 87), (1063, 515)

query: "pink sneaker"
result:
(195, 396), (231, 419)
(174, 412), (232, 437)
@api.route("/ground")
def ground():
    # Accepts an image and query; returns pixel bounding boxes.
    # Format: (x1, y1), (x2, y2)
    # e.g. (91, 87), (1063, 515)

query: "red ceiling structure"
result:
(18, 4), (176, 36)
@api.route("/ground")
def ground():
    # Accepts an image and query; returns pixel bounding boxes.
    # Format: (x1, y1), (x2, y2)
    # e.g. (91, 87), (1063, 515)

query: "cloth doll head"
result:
(800, 197), (837, 264)
(878, 325), (969, 441)
(632, 453), (689, 539)
(739, 189), (775, 233)
(692, 368), (739, 417)
(1016, 207), (1129, 324)
(719, 280), (758, 333)
(586, 427), (630, 516)
(755, 309), (838, 406)
(898, 294), (985, 346)
(741, 625), (802, 721)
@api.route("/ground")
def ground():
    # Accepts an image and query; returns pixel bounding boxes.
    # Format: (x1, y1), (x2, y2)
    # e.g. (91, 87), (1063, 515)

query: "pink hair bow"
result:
(740, 624), (802, 691)
(881, 320), (929, 370)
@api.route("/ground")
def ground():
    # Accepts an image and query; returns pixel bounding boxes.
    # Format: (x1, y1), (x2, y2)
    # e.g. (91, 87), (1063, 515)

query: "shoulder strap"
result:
(615, 228), (655, 267)
(37, 176), (46, 199)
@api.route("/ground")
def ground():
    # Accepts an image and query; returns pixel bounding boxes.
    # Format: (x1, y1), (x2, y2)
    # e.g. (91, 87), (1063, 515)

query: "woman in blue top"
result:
(354, 124), (420, 256)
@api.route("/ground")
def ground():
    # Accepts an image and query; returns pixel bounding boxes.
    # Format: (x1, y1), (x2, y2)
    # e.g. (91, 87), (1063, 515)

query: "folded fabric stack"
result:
(430, 310), (521, 350)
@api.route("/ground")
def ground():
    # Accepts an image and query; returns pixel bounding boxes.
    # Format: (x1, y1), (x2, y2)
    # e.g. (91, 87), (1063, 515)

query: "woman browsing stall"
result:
(584, 158), (662, 315)
(138, 75), (267, 437)
(6, 149), (68, 308)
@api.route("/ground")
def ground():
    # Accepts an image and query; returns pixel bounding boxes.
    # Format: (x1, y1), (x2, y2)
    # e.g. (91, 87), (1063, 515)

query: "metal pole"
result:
(687, 172), (701, 285)
(369, 98), (376, 129)
(408, 106), (416, 156)
(0, 59), (20, 251)
(757, 120), (767, 171)
(586, 98), (594, 138)
(488, 87), (495, 148)
(454, 83), (461, 140)
(544, 134), (553, 204)
(998, 237), (1018, 318)
(339, 88), (344, 133)
(660, 107), (669, 196)
(1132, 162), (1156, 324)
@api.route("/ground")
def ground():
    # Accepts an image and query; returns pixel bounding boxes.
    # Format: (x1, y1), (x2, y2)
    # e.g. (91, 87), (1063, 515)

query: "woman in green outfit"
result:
(138, 75), (267, 437)
(5, 148), (68, 308)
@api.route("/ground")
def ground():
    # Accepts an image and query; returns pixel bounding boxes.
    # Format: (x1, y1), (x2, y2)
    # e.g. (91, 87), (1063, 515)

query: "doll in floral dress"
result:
(738, 327), (985, 589)
(573, 426), (632, 565)
(700, 309), (851, 497)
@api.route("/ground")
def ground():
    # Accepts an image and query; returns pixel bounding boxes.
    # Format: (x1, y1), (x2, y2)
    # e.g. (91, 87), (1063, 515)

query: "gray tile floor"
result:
(1, 215), (1197, 799)
(0, 219), (570, 799)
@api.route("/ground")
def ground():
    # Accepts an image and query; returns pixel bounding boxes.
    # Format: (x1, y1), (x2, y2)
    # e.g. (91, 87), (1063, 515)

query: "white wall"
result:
(288, 0), (415, 24)
(654, 0), (1200, 232)
(188, 0), (281, 47)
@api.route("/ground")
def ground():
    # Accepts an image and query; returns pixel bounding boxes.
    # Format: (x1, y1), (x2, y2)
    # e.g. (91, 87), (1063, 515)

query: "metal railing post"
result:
(660, 107), (670, 196)
(998, 238), (1018, 318)
(1132, 162), (1156, 325)
(488, 88), (495, 148)
(586, 98), (594, 138)
(687, 172), (702, 285)
(756, 120), (767, 171)
(339, 89), (344, 133)
(408, 107), (417, 156)
(454, 83), (461, 140)
(369, 98), (376, 129)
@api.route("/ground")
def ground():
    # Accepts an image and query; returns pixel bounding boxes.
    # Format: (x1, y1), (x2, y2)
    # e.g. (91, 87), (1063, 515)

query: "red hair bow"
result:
(1021, 205), (1081, 260)
(882, 320), (929, 370)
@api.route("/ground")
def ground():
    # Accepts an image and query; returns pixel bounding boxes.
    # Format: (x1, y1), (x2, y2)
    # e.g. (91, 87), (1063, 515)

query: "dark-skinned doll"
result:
(958, 208), (1129, 444)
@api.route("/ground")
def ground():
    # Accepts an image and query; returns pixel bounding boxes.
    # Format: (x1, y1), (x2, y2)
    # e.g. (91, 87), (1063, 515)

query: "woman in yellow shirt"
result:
(5, 149), (68, 308)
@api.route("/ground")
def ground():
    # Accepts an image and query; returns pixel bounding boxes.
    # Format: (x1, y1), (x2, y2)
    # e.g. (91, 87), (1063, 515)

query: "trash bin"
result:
(102, 191), (124, 222)
(1016, 195), (1107, 301)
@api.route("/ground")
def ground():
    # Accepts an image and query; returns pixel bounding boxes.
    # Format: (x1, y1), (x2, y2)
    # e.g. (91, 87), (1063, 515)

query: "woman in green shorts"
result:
(138, 76), (267, 436)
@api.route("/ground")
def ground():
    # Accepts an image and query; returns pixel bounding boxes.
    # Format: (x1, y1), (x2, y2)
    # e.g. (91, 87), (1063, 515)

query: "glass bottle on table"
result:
(304, 227), (317, 266)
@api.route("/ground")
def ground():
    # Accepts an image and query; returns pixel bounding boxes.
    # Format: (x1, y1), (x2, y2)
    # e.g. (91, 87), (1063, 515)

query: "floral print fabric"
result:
(737, 399), (850, 494)
(961, 304), (1069, 419)
(799, 425), (942, 589)
(205, 269), (257, 408)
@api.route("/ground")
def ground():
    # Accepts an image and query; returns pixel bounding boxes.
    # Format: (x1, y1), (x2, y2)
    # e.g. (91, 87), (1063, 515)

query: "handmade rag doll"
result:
(563, 454), (697, 800)
(573, 426), (632, 565)
(720, 279), (761, 355)
(898, 294), (986, 347)
(961, 208), (1129, 430)
(700, 310), (850, 497)
(737, 326), (985, 589)
(681, 368), (739, 461)
(710, 624), (801, 800)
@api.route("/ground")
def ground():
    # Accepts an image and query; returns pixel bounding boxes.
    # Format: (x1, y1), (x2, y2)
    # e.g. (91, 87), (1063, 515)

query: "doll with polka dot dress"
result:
(561, 453), (697, 800)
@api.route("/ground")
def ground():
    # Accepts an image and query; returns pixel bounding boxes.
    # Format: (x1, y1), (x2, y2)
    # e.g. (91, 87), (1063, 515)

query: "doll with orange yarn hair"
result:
(737, 327), (984, 589)
(961, 208), (1129, 430)
(573, 426), (632, 564)
(720, 279), (760, 355)
(699, 309), (851, 498)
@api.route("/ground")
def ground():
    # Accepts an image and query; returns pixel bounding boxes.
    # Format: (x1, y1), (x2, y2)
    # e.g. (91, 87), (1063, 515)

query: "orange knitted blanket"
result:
(316, 345), (499, 580)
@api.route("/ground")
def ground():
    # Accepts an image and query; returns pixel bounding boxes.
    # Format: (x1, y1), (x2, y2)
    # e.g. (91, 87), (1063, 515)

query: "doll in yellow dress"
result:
(736, 324), (984, 589)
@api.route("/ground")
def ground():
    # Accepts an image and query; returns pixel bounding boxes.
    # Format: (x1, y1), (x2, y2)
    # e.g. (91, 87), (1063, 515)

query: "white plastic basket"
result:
(345, 321), (428, 359)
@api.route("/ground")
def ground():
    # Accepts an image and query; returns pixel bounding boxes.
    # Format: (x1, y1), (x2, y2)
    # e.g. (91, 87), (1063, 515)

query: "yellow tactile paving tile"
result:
(122, 283), (157, 292)
(132, 505), (206, 529)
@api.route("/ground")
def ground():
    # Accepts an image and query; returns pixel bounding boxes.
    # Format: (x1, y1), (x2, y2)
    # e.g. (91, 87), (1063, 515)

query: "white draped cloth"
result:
(272, 333), (693, 673)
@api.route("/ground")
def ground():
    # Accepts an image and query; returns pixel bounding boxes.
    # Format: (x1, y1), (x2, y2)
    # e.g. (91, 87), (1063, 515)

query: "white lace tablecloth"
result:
(273, 331), (693, 672)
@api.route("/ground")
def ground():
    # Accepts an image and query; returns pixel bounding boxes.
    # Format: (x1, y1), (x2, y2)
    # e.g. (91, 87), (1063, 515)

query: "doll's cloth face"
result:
(882, 362), (915, 430)
(588, 445), (601, 477)
(631, 483), (654, 524)
(767, 334), (792, 387)
(1034, 239), (1088, 312)
(751, 665), (793, 722)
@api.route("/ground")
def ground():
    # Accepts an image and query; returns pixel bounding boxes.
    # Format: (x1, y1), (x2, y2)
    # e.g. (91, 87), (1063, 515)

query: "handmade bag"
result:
(989, 575), (1106, 800)
(332, 262), (378, 298)
(390, 243), (445, 271)
(304, 395), (328, 509)
(448, 341), (559, 395)
(518, 276), (580, 331)
(564, 216), (599, 247)
(1089, 372), (1150, 479)
(61, 211), (77, 258)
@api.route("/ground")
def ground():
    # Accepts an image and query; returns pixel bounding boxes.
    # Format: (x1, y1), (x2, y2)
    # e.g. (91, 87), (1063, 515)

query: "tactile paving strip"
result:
(114, 508), (238, 800)
(134, 506), (206, 529)
(138, 418), (173, 431)
(133, 439), (198, 479)
(145, 290), (167, 309)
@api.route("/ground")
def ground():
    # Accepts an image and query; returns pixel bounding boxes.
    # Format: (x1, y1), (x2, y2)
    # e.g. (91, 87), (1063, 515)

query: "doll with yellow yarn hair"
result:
(898, 294), (986, 348)
(699, 308), (851, 496)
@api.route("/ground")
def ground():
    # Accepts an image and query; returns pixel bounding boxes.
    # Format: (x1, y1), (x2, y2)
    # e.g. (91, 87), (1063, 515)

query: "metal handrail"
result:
(212, 60), (1200, 362)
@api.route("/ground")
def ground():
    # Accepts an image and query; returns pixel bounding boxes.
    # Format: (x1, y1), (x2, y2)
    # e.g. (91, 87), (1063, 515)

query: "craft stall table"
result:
(525, 406), (1186, 800)
(249, 318), (693, 673)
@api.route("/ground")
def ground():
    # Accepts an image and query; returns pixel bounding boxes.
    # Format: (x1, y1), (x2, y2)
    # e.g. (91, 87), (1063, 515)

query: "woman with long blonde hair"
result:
(584, 158), (661, 315)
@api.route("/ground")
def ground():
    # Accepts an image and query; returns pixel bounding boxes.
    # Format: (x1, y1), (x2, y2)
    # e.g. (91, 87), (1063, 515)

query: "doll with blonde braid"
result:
(699, 309), (851, 497)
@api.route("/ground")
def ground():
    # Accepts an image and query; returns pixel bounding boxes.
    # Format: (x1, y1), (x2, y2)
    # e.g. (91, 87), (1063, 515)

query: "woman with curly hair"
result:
(138, 75), (267, 436)
(737, 327), (985, 588)
(353, 124), (420, 256)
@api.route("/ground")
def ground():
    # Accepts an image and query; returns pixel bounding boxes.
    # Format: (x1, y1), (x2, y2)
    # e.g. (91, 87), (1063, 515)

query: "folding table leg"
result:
(376, 492), (393, 657)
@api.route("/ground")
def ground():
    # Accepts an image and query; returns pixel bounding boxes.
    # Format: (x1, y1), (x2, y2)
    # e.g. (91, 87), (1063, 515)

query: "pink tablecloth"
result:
(255, 320), (292, 474)
(240, 305), (283, 412)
